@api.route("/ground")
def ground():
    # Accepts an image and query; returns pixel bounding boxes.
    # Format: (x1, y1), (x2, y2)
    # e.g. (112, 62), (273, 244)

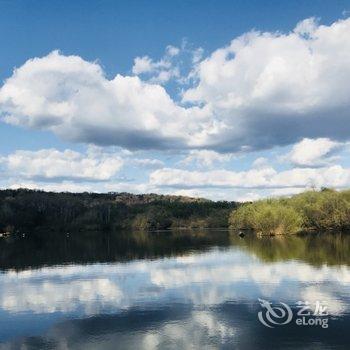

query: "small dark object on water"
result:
(238, 231), (245, 238)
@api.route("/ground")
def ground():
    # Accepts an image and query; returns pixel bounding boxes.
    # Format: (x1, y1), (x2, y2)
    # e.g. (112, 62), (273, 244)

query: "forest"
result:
(2, 188), (350, 237)
(0, 189), (237, 234)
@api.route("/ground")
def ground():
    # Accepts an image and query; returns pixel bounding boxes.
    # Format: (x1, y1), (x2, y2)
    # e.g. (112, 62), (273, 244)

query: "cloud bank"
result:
(150, 165), (350, 190)
(1, 18), (350, 153)
(0, 148), (123, 182)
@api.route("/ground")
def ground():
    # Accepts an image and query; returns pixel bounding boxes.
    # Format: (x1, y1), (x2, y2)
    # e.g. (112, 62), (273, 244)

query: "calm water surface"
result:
(0, 230), (349, 349)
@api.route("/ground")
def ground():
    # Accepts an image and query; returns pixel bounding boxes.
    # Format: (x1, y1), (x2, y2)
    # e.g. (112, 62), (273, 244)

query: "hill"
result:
(0, 189), (238, 234)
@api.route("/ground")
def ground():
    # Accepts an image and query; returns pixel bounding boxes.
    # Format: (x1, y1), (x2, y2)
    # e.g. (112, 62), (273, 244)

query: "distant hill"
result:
(111, 192), (210, 205)
(0, 189), (238, 234)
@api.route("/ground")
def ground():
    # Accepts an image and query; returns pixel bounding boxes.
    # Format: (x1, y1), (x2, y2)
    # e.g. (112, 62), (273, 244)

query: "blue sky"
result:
(1, 0), (350, 201)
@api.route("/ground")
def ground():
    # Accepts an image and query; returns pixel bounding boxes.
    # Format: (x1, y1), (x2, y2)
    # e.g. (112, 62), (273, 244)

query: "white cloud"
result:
(286, 138), (344, 167)
(132, 56), (155, 74)
(150, 167), (276, 188)
(180, 150), (233, 168)
(166, 45), (180, 57)
(0, 148), (123, 181)
(132, 45), (180, 83)
(132, 158), (164, 169)
(150, 67), (180, 84)
(294, 16), (319, 36)
(0, 51), (209, 150)
(150, 165), (350, 189)
(252, 157), (269, 169)
(192, 47), (204, 63)
(270, 187), (307, 197)
(2, 18), (350, 153)
(183, 17), (350, 151)
(132, 55), (172, 76)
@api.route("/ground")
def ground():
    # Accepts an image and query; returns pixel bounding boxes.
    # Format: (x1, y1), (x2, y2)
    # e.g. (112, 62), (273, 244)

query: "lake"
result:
(0, 230), (349, 349)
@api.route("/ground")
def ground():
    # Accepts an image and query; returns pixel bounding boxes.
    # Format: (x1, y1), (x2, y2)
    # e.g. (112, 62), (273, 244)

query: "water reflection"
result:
(0, 231), (350, 349)
(0, 230), (229, 271)
(230, 232), (350, 266)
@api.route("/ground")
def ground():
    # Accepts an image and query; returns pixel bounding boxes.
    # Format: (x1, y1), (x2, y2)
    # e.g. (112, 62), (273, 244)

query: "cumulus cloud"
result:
(132, 56), (155, 75)
(0, 51), (208, 150)
(150, 165), (350, 189)
(165, 45), (180, 57)
(132, 158), (164, 169)
(132, 45), (180, 83)
(285, 138), (344, 167)
(183, 17), (350, 151)
(0, 148), (123, 182)
(2, 18), (350, 153)
(251, 157), (269, 169)
(180, 150), (233, 168)
(150, 167), (275, 188)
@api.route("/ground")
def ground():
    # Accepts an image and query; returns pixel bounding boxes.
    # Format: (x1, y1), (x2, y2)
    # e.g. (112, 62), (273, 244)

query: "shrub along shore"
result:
(229, 188), (350, 235)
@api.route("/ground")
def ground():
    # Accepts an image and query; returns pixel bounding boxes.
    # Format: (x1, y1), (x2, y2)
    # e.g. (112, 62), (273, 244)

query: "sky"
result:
(1, 0), (350, 201)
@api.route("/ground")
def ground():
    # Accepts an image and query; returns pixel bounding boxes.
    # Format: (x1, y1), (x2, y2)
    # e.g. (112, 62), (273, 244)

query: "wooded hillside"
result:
(0, 189), (238, 233)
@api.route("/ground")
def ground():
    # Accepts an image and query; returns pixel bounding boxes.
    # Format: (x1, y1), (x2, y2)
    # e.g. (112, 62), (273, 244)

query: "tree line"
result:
(0, 189), (238, 233)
